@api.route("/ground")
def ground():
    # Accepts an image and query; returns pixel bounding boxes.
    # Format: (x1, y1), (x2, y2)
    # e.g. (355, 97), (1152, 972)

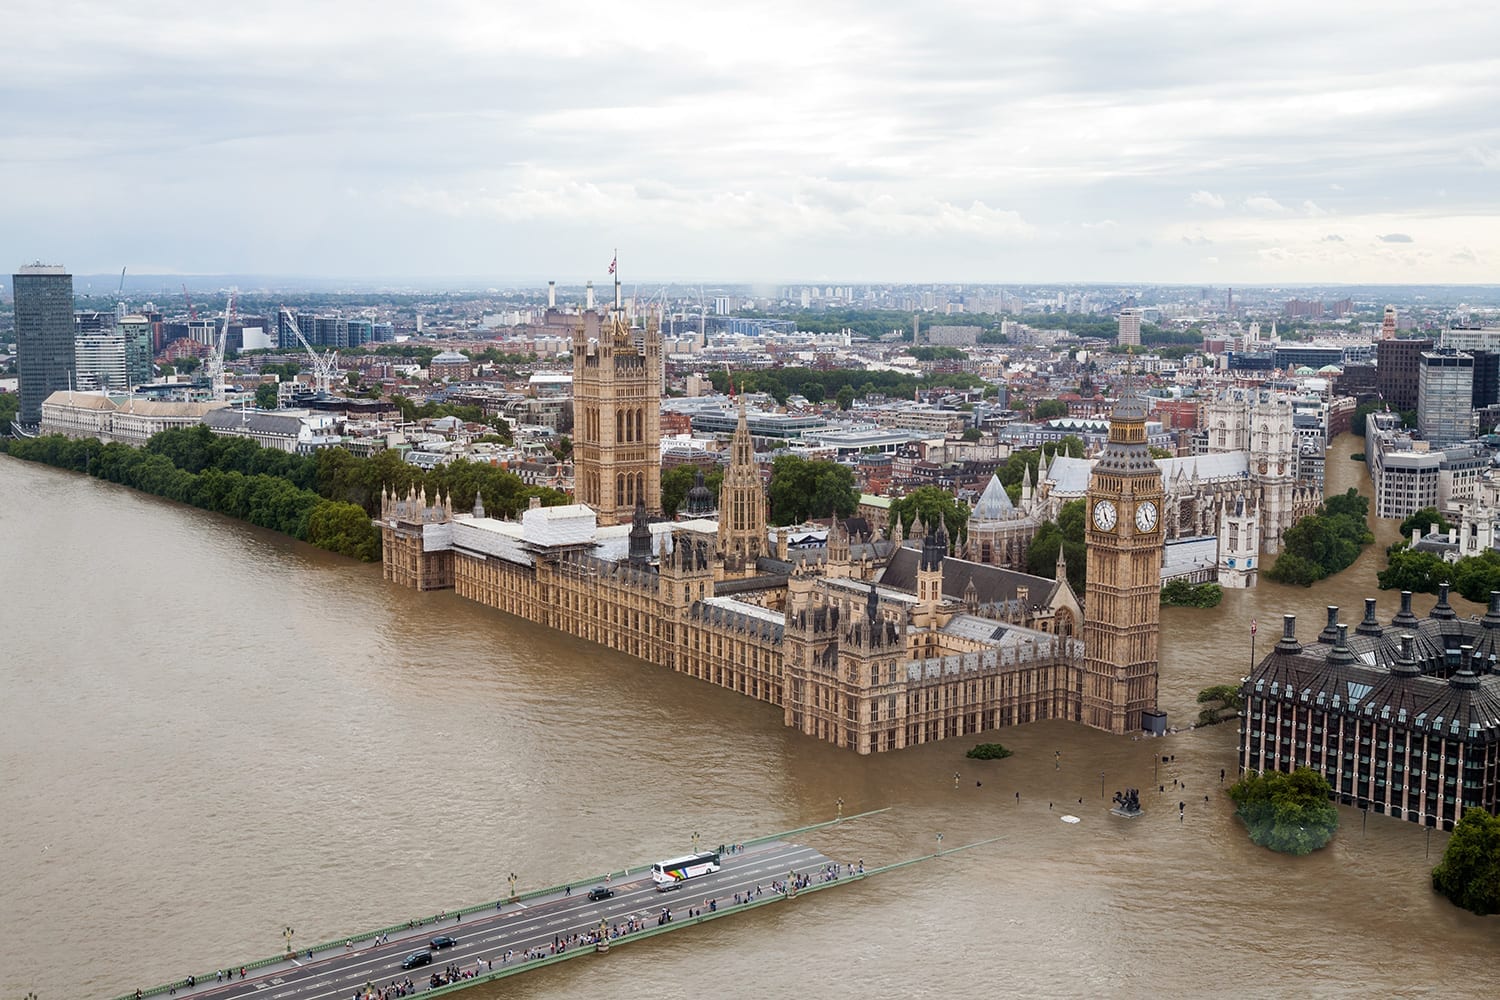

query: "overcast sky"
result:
(3, 0), (1498, 285)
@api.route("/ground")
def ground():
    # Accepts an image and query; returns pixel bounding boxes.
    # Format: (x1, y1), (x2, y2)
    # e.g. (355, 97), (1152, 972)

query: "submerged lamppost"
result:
(836, 797), (844, 821)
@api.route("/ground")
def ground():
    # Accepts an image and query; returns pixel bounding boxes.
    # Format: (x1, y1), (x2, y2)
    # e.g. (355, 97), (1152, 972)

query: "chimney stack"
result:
(548, 280), (556, 309)
(586, 280), (595, 310)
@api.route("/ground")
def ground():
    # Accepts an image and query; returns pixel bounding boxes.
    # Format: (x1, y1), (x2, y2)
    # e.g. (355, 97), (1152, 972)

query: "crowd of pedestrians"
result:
(349, 977), (416, 999)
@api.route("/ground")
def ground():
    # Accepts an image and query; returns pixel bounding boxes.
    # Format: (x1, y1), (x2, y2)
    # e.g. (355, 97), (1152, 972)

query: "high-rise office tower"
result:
(1117, 307), (1142, 347)
(73, 331), (129, 391)
(13, 263), (75, 427)
(1417, 349), (1475, 446)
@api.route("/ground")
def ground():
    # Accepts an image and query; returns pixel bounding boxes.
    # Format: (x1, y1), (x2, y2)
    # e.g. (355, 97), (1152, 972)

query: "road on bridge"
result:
(146, 840), (837, 1000)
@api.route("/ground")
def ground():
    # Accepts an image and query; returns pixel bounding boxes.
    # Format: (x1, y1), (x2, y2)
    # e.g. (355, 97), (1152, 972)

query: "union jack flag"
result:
(608, 252), (617, 275)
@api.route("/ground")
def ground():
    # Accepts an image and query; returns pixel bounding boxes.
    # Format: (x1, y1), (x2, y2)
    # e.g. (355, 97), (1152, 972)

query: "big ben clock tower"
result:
(1082, 386), (1164, 734)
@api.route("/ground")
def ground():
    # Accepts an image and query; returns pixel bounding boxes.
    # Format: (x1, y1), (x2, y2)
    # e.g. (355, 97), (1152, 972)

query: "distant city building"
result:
(120, 315), (153, 388)
(428, 350), (472, 381)
(38, 390), (228, 446)
(1117, 308), (1142, 347)
(1376, 338), (1433, 411)
(1381, 305), (1398, 340)
(1418, 350), (1475, 447)
(73, 331), (128, 391)
(925, 325), (981, 346)
(14, 263), (75, 427)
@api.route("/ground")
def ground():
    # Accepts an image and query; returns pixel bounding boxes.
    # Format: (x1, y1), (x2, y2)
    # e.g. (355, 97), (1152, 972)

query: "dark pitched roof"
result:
(880, 545), (1060, 608)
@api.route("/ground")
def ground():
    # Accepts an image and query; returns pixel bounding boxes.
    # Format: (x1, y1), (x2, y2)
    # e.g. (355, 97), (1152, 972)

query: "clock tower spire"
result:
(1082, 382), (1164, 733)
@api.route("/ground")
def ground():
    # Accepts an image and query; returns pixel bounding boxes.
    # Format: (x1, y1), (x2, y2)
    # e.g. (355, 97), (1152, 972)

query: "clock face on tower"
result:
(1135, 501), (1158, 533)
(1092, 499), (1118, 531)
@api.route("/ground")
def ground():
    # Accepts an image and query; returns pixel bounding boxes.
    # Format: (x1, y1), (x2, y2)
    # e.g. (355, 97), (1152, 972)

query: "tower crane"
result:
(278, 306), (340, 396)
(206, 288), (236, 402)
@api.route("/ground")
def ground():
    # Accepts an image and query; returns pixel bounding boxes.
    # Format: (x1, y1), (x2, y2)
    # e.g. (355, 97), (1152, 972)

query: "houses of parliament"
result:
(379, 282), (1164, 753)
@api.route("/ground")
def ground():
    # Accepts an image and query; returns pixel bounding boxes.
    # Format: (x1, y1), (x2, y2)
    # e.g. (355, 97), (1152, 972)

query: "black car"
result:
(401, 951), (432, 970)
(430, 935), (458, 950)
(587, 886), (614, 901)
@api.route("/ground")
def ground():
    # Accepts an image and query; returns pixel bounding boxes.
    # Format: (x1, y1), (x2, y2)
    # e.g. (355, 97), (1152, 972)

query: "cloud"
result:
(1451, 248), (1481, 264)
(1468, 147), (1500, 169)
(1379, 232), (1415, 243)
(1201, 256), (1220, 265)
(1302, 200), (1326, 216)
(1323, 234), (1344, 242)
(1180, 233), (1212, 246)
(1187, 190), (1225, 209)
(1243, 196), (1288, 214)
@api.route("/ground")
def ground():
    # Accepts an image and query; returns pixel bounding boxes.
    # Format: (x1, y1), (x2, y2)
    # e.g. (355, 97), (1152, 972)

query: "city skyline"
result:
(3, 2), (1498, 284)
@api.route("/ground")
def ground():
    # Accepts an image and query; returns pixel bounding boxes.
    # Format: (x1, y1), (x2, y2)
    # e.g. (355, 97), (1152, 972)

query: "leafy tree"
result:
(1162, 580), (1223, 608)
(1026, 499), (1086, 593)
(661, 464), (723, 516)
(1398, 507), (1452, 539)
(306, 500), (380, 561)
(767, 454), (858, 525)
(1195, 683), (1242, 724)
(1431, 808), (1500, 916)
(1148, 445), (1174, 459)
(1266, 488), (1373, 586)
(1453, 551), (1500, 603)
(835, 385), (855, 411)
(960, 427), (982, 442)
(889, 486), (970, 543)
(802, 382), (825, 404)
(1226, 768), (1339, 855)
(1377, 547), (1452, 595)
(175, 356), (201, 374)
(1032, 399), (1069, 420)
(909, 346), (967, 362)
(965, 743), (1013, 760)
(0, 392), (17, 434)
(254, 383), (279, 410)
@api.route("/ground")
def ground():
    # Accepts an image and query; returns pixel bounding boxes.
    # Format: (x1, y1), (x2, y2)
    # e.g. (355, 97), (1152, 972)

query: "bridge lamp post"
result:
(935, 832), (943, 855)
(283, 925), (294, 955)
(692, 830), (700, 854)
(508, 871), (518, 901)
(836, 797), (844, 821)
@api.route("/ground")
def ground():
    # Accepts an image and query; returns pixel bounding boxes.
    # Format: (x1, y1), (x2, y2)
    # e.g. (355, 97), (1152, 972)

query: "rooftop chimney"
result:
(1392, 591), (1419, 628)
(1318, 606), (1341, 644)
(1356, 598), (1383, 637)
(1275, 614), (1301, 654)
(548, 280), (556, 309)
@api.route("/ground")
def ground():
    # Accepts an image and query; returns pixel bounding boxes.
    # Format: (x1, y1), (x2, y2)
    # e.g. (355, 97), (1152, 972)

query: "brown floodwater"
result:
(1, 435), (1495, 999)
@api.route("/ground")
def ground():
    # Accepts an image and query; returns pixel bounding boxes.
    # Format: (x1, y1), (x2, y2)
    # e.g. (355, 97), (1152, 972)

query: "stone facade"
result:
(377, 402), (1155, 753)
(571, 295), (662, 526)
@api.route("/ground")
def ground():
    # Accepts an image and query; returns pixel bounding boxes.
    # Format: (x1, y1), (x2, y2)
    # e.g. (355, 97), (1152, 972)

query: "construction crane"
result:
(278, 306), (340, 396)
(182, 283), (197, 321)
(206, 289), (236, 402)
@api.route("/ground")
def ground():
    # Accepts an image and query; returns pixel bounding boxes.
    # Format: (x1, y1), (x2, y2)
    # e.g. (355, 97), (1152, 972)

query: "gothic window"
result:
(636, 407), (644, 443)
